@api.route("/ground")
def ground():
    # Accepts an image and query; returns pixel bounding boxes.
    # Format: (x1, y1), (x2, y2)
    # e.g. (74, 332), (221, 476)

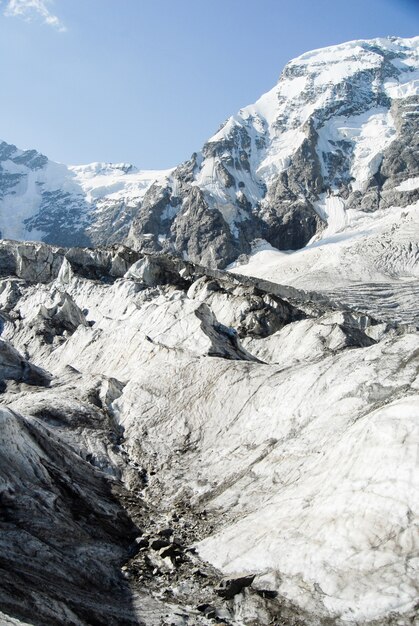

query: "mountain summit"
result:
(0, 141), (171, 247)
(127, 35), (419, 266)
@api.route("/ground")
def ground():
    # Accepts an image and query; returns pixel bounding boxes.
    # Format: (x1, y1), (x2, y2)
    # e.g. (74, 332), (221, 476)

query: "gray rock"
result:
(216, 574), (256, 599)
(0, 406), (140, 625)
(149, 537), (172, 550)
(0, 339), (50, 388)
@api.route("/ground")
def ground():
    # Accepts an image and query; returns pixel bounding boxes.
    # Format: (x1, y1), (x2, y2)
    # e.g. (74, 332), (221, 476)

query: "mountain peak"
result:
(0, 36), (418, 271)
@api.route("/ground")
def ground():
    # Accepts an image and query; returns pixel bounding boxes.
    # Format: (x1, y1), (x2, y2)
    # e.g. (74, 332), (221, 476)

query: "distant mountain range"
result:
(1, 36), (418, 268)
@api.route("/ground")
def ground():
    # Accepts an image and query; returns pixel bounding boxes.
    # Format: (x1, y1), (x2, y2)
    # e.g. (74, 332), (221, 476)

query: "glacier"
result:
(0, 35), (419, 626)
(0, 239), (417, 625)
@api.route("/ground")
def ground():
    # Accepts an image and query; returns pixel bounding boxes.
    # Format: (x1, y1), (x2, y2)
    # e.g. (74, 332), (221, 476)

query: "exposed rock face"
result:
(0, 339), (50, 388)
(216, 574), (256, 600)
(1, 37), (419, 268)
(0, 240), (418, 625)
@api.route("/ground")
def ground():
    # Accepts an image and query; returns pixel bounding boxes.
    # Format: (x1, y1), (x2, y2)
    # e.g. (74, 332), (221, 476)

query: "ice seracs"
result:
(0, 240), (418, 625)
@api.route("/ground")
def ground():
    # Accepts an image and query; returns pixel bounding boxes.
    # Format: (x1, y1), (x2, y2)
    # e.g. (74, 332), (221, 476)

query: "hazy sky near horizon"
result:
(1, 0), (419, 169)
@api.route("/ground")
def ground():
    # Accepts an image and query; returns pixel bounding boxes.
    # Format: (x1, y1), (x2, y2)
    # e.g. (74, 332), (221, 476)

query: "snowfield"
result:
(231, 200), (419, 324)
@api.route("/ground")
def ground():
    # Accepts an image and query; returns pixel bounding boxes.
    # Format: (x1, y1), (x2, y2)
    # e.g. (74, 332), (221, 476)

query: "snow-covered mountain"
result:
(1, 36), (419, 272)
(127, 35), (419, 268)
(0, 141), (171, 246)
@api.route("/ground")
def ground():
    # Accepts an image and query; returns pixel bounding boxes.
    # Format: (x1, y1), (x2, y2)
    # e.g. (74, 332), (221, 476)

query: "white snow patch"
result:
(396, 177), (419, 192)
(232, 201), (419, 290)
(198, 390), (419, 621)
(70, 163), (172, 204)
(257, 129), (306, 182)
(314, 194), (347, 237)
(385, 68), (419, 100)
(317, 109), (396, 191)
(0, 163), (45, 240)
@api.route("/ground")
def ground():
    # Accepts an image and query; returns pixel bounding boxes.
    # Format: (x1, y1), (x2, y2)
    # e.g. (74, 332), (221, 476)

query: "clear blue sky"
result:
(0, 0), (418, 169)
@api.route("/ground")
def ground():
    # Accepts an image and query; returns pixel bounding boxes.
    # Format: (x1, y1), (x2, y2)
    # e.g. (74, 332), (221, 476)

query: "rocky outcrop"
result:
(0, 405), (140, 626)
(216, 574), (256, 599)
(0, 339), (50, 388)
(346, 95), (419, 212)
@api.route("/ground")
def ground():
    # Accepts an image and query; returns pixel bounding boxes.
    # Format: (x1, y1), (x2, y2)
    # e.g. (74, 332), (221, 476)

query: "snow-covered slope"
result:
(0, 141), (171, 247)
(232, 198), (419, 319)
